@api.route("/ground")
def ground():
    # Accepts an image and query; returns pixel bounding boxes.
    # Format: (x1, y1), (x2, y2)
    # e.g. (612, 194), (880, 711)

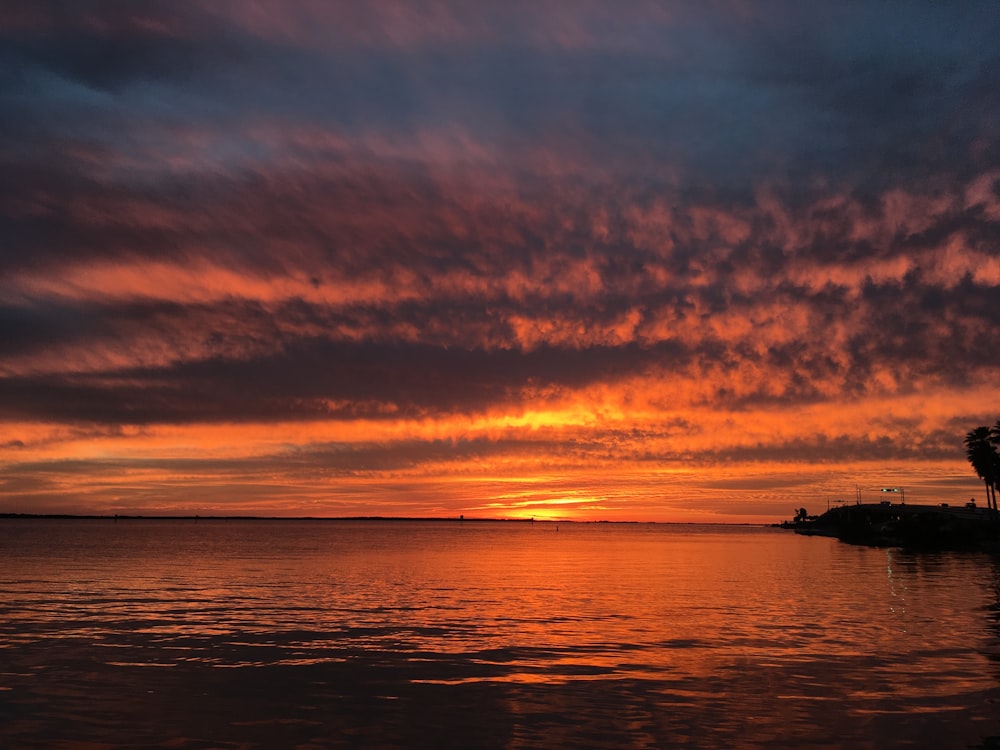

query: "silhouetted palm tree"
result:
(991, 420), (1000, 512)
(966, 426), (998, 515)
(990, 420), (1000, 450)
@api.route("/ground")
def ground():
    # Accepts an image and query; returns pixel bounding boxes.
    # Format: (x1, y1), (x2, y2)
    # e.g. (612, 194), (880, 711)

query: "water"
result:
(2, 519), (999, 748)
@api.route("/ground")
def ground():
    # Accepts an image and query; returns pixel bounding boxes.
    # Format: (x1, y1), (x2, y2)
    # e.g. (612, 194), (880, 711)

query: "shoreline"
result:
(781, 502), (1000, 551)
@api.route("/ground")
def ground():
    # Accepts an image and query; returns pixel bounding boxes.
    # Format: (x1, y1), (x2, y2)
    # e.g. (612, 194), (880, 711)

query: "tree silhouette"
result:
(965, 426), (998, 516)
(989, 419), (1000, 510)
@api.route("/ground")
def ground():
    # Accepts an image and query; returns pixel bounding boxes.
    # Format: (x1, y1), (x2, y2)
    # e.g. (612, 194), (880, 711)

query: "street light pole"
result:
(880, 487), (904, 504)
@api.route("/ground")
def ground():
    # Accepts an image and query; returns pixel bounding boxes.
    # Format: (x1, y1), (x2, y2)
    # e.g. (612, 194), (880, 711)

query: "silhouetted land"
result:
(783, 502), (1000, 551)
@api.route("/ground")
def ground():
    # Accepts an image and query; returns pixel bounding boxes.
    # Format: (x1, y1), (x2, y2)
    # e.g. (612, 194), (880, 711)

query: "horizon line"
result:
(0, 512), (771, 526)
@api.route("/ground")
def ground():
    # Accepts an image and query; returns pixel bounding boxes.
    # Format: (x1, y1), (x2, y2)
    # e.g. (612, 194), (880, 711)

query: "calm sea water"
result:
(1, 519), (999, 749)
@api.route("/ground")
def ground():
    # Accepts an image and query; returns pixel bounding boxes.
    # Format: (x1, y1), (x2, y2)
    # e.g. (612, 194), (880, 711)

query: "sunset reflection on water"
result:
(1, 519), (998, 748)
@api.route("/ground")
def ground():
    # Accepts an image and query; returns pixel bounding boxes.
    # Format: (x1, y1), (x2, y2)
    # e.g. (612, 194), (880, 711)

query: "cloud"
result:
(0, 0), (998, 517)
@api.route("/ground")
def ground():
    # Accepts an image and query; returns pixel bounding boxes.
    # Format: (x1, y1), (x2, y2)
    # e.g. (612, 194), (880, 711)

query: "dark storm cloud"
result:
(1, 14), (229, 94)
(720, 3), (999, 177)
(4, 1), (996, 185)
(0, 338), (684, 424)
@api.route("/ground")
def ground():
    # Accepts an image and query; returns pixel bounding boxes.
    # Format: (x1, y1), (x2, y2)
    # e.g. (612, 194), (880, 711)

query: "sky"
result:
(1, 1), (999, 522)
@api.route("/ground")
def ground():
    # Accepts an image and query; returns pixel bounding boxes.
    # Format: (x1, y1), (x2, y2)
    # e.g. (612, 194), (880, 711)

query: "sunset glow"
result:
(1, 1), (998, 521)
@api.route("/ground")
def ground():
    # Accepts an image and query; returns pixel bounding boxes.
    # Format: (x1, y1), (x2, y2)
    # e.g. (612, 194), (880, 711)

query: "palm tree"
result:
(991, 420), (1000, 510)
(966, 426), (998, 515)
